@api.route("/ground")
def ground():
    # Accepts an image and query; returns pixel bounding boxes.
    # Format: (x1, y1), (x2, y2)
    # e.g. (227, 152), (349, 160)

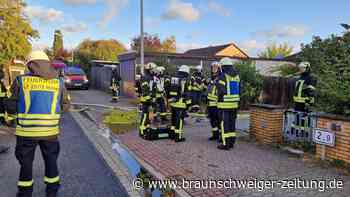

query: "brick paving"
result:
(71, 90), (350, 197)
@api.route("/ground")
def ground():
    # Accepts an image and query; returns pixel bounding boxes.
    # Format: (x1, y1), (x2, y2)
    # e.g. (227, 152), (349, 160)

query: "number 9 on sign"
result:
(313, 129), (335, 147)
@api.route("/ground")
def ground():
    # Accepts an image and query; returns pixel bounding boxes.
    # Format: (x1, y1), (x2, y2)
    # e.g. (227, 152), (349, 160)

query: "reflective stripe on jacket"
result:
(16, 76), (63, 137)
(207, 80), (218, 107)
(217, 74), (240, 109)
(293, 79), (315, 104)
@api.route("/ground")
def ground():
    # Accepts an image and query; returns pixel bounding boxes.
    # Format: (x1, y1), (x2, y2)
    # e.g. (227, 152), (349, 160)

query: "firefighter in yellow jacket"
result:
(8, 51), (70, 197)
(207, 62), (221, 141)
(216, 58), (240, 150)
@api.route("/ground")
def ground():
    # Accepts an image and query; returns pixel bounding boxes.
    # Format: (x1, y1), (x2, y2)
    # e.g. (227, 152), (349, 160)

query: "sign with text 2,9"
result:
(313, 129), (335, 147)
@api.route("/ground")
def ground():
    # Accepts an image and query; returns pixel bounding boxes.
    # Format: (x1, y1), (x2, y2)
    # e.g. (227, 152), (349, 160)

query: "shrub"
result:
(299, 33), (350, 116)
(235, 61), (264, 109)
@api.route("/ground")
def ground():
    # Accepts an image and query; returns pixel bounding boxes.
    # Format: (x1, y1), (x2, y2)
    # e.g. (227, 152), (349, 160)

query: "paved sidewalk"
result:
(71, 89), (350, 197)
(70, 89), (136, 109)
(0, 113), (128, 197)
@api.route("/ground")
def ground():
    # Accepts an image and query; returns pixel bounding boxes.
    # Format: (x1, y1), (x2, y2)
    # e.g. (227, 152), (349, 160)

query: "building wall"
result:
(216, 45), (248, 58)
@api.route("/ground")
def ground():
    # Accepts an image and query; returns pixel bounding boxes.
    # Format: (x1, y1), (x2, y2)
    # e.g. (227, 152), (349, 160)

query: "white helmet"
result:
(26, 50), (50, 64)
(220, 57), (233, 66)
(144, 62), (157, 70)
(135, 74), (141, 80)
(195, 65), (202, 72)
(211, 61), (221, 73)
(179, 65), (190, 74)
(298, 61), (310, 69)
(157, 66), (165, 74)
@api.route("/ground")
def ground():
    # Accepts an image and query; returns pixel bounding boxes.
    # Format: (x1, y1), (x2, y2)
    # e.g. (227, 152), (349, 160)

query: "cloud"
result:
(253, 25), (308, 38)
(240, 40), (266, 56)
(63, 0), (128, 27)
(62, 22), (88, 33)
(63, 0), (97, 5)
(32, 41), (49, 51)
(177, 43), (203, 52)
(24, 6), (63, 23)
(207, 0), (231, 17)
(98, 0), (129, 27)
(162, 0), (200, 22)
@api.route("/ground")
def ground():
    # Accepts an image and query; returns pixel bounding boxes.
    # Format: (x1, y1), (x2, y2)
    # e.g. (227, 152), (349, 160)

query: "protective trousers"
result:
(155, 97), (167, 120)
(171, 106), (185, 142)
(219, 109), (237, 146)
(139, 103), (150, 137)
(191, 91), (201, 108)
(15, 137), (60, 197)
(207, 106), (220, 140)
(111, 84), (119, 101)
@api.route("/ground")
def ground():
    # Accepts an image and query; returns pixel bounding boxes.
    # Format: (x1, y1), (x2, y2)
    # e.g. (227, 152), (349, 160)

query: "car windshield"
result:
(65, 68), (85, 75)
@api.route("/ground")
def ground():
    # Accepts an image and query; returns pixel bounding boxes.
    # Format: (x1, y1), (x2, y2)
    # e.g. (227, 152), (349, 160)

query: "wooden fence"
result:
(261, 76), (296, 108)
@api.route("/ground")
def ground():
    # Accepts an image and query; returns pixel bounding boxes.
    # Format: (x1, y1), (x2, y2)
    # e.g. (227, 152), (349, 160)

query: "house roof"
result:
(184, 43), (249, 58)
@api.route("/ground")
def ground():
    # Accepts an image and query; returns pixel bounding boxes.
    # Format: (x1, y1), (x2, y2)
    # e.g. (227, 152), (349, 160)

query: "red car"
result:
(63, 67), (89, 90)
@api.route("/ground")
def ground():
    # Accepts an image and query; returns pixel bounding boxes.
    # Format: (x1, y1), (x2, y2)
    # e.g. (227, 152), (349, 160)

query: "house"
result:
(116, 48), (294, 98)
(184, 43), (249, 58)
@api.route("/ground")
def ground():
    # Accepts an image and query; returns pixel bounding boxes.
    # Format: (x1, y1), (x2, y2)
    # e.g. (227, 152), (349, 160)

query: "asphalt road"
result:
(0, 113), (129, 197)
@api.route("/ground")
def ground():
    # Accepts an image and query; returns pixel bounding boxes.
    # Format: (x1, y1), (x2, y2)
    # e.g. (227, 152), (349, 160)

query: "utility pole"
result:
(140, 0), (144, 75)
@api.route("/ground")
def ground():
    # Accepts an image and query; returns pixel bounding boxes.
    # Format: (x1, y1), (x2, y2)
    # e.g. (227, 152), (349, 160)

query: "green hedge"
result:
(299, 33), (350, 116)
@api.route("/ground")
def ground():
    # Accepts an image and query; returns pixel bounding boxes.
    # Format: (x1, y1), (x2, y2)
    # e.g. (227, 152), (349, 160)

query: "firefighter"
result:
(134, 74), (141, 97)
(0, 68), (10, 154)
(153, 66), (167, 123)
(163, 71), (171, 110)
(110, 67), (121, 102)
(189, 65), (204, 113)
(293, 62), (316, 112)
(207, 62), (221, 141)
(291, 62), (316, 136)
(8, 50), (70, 197)
(216, 58), (240, 150)
(139, 62), (156, 138)
(0, 68), (7, 125)
(169, 65), (191, 142)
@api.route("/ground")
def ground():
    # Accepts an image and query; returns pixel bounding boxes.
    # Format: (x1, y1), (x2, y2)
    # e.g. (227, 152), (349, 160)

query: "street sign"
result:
(313, 129), (335, 147)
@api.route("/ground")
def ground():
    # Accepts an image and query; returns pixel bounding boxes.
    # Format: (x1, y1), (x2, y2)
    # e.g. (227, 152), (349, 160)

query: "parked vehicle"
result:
(63, 67), (89, 90)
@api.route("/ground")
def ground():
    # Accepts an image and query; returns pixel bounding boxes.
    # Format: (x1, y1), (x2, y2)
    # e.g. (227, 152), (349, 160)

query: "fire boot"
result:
(217, 138), (234, 150)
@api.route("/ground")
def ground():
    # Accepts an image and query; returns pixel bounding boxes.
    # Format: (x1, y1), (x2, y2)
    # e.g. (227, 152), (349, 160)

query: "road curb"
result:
(70, 111), (141, 197)
(80, 110), (192, 197)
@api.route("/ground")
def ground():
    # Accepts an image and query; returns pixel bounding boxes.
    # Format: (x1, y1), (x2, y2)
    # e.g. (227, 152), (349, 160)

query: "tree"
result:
(130, 33), (177, 53)
(0, 0), (39, 66)
(161, 36), (176, 53)
(53, 30), (63, 58)
(74, 39), (126, 72)
(258, 43), (293, 59)
(235, 61), (264, 109)
(299, 33), (350, 116)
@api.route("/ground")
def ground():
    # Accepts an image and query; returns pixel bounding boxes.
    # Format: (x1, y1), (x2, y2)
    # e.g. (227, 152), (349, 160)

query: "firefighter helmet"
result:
(26, 50), (50, 64)
(179, 65), (190, 74)
(157, 66), (165, 73)
(220, 57), (233, 66)
(298, 61), (310, 69)
(144, 62), (157, 70)
(211, 61), (221, 74)
(195, 65), (203, 72)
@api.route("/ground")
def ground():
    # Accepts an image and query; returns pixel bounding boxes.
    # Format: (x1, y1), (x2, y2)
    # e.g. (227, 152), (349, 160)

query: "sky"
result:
(25, 0), (350, 56)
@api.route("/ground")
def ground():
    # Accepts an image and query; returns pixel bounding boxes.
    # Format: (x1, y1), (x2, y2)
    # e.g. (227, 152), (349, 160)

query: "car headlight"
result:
(83, 76), (89, 83)
(65, 78), (71, 83)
